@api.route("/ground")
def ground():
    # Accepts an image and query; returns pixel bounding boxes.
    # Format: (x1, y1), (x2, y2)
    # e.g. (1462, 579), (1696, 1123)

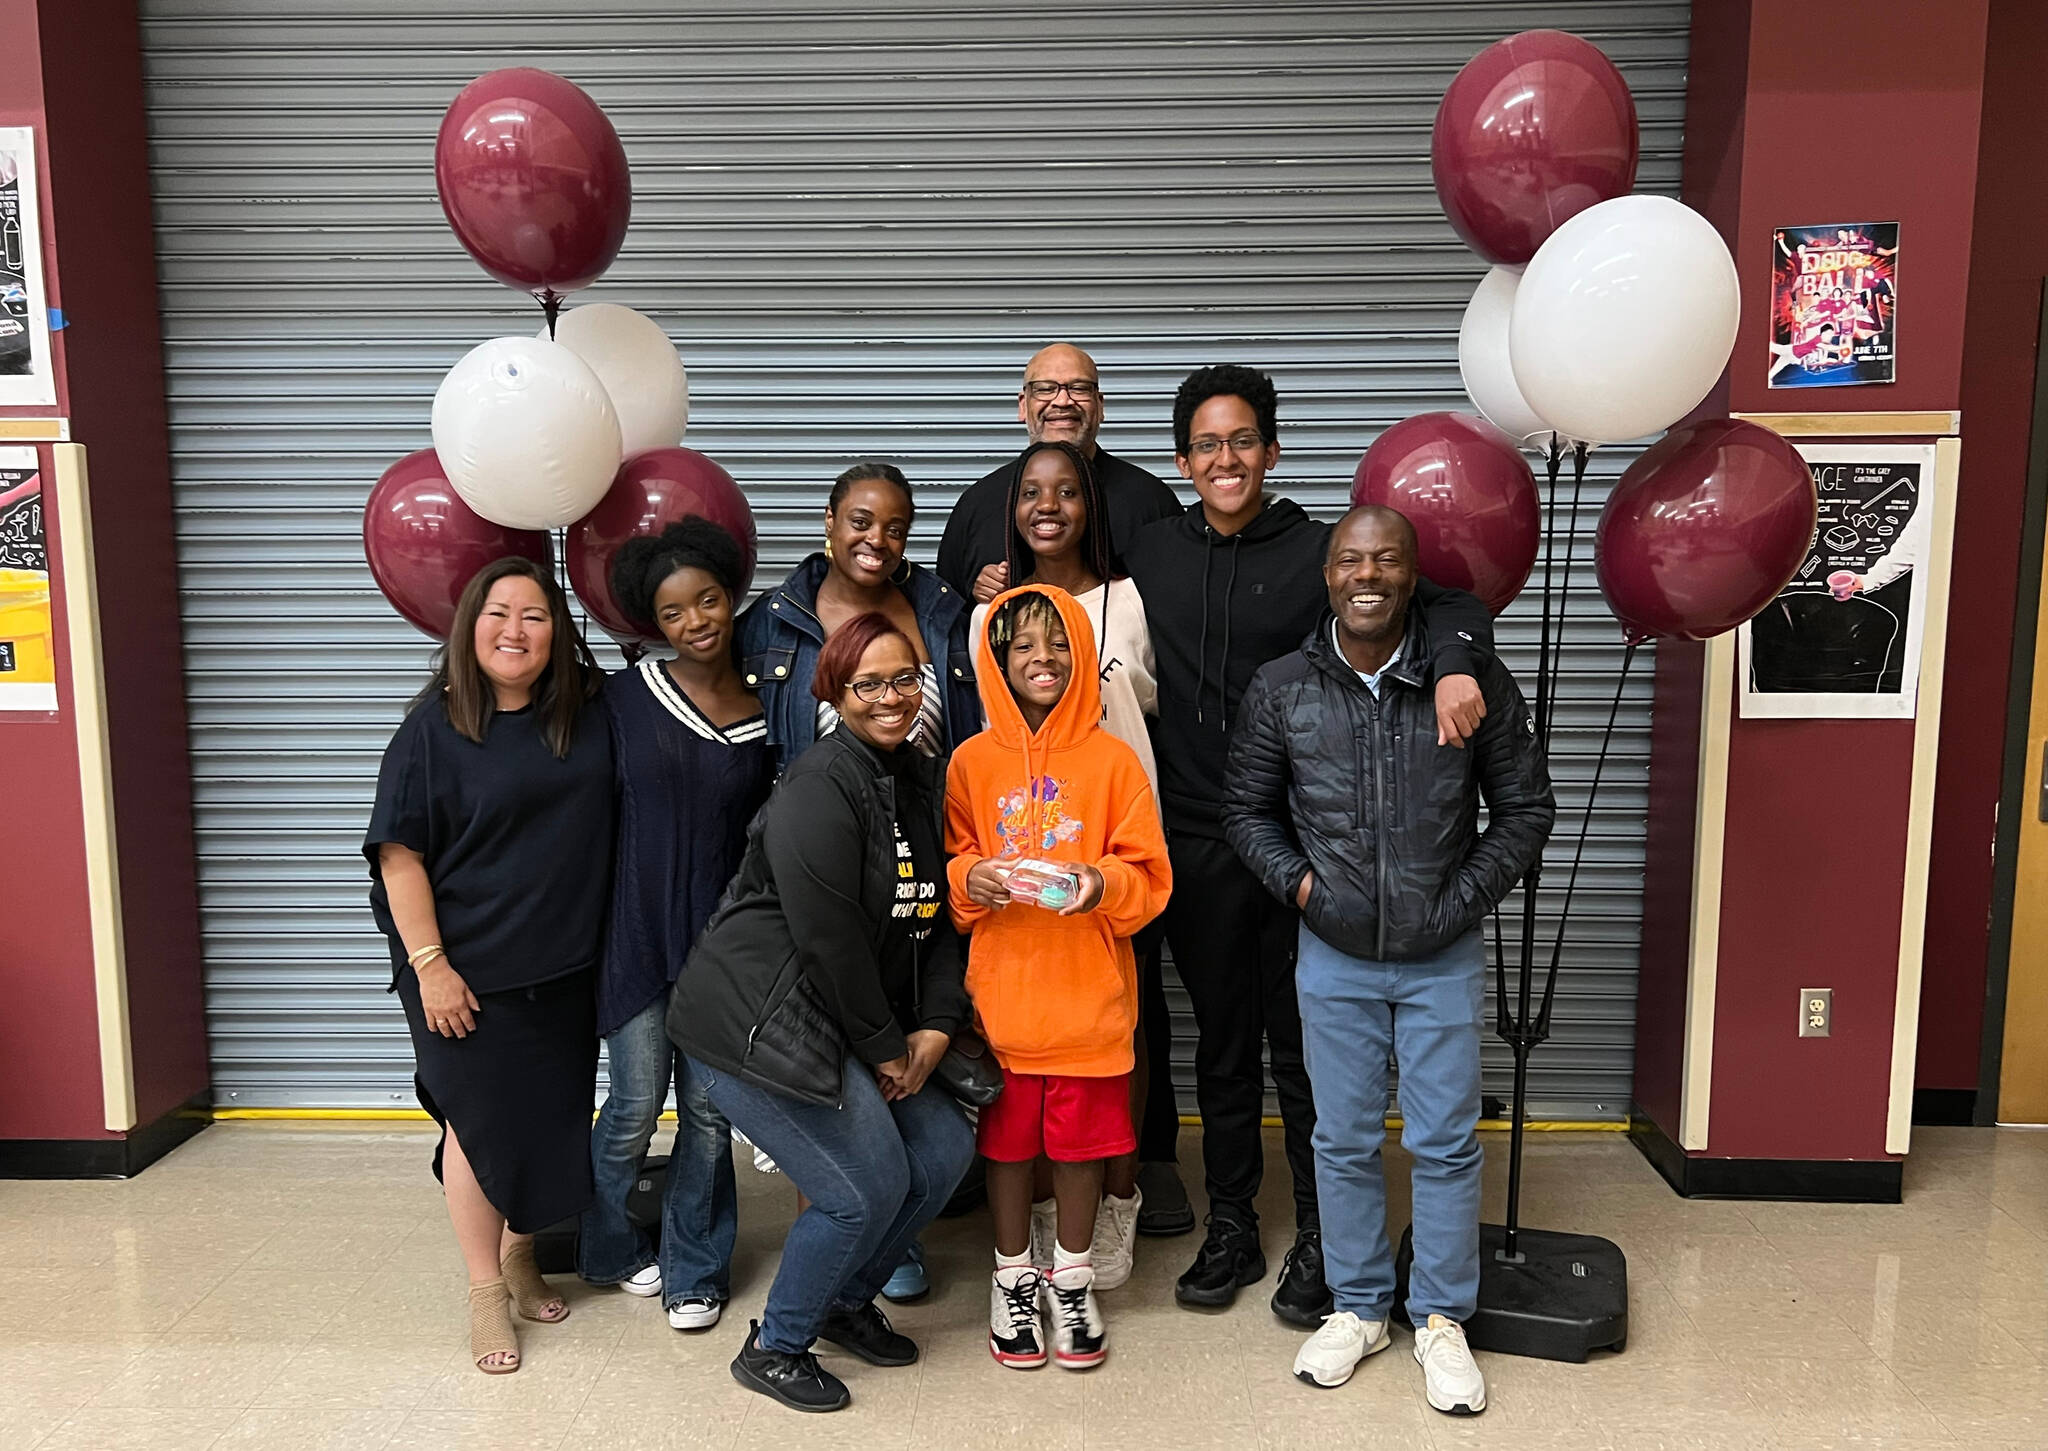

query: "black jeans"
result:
(1137, 944), (1180, 1163)
(1162, 832), (1319, 1232)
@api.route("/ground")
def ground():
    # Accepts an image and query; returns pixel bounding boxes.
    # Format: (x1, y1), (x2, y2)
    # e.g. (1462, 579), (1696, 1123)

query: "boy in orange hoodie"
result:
(947, 583), (1172, 1372)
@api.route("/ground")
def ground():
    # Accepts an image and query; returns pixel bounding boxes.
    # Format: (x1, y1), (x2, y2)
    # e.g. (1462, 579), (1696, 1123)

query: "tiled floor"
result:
(3, 1122), (2046, 1450)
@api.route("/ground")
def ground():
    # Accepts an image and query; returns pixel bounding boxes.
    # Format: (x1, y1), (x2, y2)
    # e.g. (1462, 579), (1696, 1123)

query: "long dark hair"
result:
(1002, 440), (1116, 588)
(411, 556), (602, 759)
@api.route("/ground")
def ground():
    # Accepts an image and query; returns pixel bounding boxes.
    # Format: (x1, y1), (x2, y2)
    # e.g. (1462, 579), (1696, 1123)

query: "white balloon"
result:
(1509, 195), (1740, 445)
(432, 338), (623, 530)
(543, 303), (690, 454)
(1458, 266), (1558, 448)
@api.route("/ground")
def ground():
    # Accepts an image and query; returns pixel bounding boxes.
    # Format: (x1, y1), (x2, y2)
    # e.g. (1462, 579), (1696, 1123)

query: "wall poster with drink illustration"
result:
(0, 127), (56, 407)
(0, 446), (55, 711)
(1739, 443), (1937, 719)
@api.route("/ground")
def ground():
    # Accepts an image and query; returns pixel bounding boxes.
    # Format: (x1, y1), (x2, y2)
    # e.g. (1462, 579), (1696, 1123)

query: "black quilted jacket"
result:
(1222, 608), (1555, 962)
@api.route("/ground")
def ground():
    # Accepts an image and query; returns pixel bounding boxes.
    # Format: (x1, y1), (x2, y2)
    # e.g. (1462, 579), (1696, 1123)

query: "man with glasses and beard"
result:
(938, 344), (1181, 606)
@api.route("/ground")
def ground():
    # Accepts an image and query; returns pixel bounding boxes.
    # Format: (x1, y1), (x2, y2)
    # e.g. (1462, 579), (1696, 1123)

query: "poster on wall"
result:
(0, 128), (56, 407)
(1767, 222), (1898, 389)
(1739, 443), (1937, 720)
(0, 445), (56, 712)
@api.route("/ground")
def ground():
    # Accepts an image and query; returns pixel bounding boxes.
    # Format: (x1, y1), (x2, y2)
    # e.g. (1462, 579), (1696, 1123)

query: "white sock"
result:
(995, 1247), (1035, 1287)
(1052, 1242), (1093, 1287)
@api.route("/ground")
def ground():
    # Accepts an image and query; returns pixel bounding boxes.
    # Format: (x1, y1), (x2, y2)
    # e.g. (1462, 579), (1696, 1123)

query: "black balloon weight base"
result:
(1395, 1223), (1628, 1363)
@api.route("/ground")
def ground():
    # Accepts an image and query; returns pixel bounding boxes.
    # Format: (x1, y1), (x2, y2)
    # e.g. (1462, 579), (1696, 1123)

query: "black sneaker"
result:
(1174, 1213), (1267, 1308)
(1270, 1229), (1335, 1327)
(816, 1299), (919, 1367)
(1135, 1160), (1196, 1237)
(730, 1320), (851, 1413)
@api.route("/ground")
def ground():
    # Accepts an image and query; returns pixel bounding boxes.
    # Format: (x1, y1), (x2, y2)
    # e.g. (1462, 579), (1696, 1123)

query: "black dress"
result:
(364, 693), (614, 1233)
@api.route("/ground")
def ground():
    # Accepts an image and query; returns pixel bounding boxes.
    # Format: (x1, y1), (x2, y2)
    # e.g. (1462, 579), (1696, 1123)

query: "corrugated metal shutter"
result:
(139, 0), (1689, 1116)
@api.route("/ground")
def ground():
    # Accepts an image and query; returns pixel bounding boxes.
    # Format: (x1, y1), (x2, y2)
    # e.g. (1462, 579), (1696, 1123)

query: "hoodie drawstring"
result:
(1220, 541), (1241, 732)
(1196, 533), (1215, 725)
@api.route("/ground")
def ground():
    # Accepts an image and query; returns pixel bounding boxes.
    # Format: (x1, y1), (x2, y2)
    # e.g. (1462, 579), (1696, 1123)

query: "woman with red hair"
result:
(668, 613), (974, 1414)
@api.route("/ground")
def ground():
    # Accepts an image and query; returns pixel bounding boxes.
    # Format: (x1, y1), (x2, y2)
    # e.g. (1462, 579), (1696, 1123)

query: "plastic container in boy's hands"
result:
(1002, 858), (1081, 911)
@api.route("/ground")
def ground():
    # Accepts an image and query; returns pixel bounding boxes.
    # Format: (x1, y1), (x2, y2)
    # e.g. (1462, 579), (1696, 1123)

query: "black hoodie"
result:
(1123, 497), (1494, 840)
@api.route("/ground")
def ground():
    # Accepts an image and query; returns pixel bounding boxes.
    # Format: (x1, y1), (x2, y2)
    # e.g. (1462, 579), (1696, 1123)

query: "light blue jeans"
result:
(578, 998), (738, 1306)
(1296, 925), (1485, 1325)
(691, 1051), (974, 1355)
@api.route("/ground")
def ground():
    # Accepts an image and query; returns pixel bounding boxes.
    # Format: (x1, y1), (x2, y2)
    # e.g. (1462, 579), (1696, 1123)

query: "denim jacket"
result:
(736, 553), (980, 772)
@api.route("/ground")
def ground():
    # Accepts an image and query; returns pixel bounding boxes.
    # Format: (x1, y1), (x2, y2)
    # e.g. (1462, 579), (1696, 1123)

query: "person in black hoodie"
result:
(670, 613), (975, 1413)
(1121, 365), (1495, 1324)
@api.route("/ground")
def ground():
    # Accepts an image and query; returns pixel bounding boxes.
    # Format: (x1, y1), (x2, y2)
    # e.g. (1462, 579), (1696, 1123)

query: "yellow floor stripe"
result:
(210, 1107), (1630, 1132)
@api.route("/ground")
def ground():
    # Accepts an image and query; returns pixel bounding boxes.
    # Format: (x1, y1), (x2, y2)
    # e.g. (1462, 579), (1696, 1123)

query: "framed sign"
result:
(0, 444), (55, 711)
(0, 129), (55, 407)
(1767, 222), (1898, 390)
(1739, 443), (1937, 719)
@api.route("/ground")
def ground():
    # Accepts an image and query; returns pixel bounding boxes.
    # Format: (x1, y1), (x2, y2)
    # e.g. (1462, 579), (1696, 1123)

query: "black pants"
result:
(1136, 945), (1179, 1163)
(1162, 833), (1318, 1232)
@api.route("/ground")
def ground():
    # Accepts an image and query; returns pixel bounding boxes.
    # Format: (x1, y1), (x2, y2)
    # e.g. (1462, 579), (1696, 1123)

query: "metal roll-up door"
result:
(139, 0), (1690, 1115)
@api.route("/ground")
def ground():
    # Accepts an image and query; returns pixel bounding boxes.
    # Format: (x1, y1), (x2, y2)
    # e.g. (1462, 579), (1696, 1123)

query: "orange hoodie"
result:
(945, 584), (1173, 1076)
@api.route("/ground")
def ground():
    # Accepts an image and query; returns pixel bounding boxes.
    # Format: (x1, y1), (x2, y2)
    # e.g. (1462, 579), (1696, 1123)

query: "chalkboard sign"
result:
(1739, 444), (1937, 719)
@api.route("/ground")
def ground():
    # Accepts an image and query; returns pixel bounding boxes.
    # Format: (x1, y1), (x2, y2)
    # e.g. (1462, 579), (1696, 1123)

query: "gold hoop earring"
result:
(825, 536), (834, 561)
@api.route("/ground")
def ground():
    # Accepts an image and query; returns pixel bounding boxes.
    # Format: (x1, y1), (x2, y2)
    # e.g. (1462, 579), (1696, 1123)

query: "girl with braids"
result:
(967, 440), (1166, 1292)
(579, 518), (775, 1333)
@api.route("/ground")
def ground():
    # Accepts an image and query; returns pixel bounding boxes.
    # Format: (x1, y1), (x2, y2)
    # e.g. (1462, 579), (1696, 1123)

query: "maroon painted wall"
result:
(0, 0), (205, 1142)
(1915, 0), (2048, 1094)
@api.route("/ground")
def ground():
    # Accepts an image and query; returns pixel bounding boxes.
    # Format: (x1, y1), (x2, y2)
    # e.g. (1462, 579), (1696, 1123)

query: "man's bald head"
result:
(1017, 343), (1105, 452)
(1328, 505), (1419, 566)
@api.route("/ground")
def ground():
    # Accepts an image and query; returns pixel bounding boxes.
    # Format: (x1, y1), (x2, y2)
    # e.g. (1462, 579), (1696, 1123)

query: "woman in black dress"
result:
(365, 556), (612, 1374)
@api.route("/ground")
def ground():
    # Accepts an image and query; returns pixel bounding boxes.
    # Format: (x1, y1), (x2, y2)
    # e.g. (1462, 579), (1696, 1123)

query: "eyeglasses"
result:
(847, 670), (924, 703)
(1189, 432), (1265, 457)
(1022, 379), (1100, 401)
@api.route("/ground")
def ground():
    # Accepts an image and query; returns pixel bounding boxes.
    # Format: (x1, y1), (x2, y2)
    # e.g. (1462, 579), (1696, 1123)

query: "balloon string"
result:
(1542, 442), (1591, 744)
(541, 290), (563, 339)
(1531, 432), (1564, 755)
(1534, 641), (1637, 1040)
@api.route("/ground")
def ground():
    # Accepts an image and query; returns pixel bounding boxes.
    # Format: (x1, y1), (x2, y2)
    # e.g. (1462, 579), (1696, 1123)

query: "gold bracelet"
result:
(407, 944), (446, 970)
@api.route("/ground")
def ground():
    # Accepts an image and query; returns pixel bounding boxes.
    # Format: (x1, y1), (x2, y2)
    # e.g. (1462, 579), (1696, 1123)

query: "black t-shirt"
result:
(935, 446), (1183, 598)
(364, 693), (615, 995)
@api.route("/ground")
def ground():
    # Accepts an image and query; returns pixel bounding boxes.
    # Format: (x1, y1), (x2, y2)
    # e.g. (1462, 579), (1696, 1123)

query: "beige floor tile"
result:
(324, 1270), (471, 1340)
(382, 1408), (572, 1451)
(94, 1338), (299, 1410)
(1893, 1362), (2048, 1442)
(559, 1405), (749, 1451)
(213, 1407), (405, 1451)
(1678, 1289), (1871, 1360)
(0, 1339), (154, 1411)
(34, 1405), (241, 1451)
(1642, 1233), (1812, 1302)
(0, 1405), (69, 1451)
(416, 1329), (620, 1413)
(916, 1404), (1084, 1451)
(1813, 1287), (2041, 1369)
(1080, 1339), (1253, 1425)
(165, 1268), (371, 1343)
(1729, 1357), (1948, 1442)
(250, 1336), (460, 1412)
(238, 1215), (429, 1274)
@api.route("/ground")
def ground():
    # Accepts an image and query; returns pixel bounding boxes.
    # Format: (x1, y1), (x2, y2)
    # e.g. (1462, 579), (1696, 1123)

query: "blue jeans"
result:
(690, 1052), (974, 1355)
(1296, 925), (1485, 1325)
(579, 998), (738, 1305)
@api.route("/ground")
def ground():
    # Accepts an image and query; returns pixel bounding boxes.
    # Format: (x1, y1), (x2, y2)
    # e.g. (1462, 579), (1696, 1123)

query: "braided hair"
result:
(1001, 440), (1118, 588)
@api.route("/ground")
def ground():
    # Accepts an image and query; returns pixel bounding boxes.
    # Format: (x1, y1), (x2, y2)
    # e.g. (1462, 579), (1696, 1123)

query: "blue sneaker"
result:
(881, 1241), (929, 1303)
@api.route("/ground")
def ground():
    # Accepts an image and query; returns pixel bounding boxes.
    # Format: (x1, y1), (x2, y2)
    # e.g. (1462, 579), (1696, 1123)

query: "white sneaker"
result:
(620, 1263), (663, 1298)
(1292, 1310), (1391, 1388)
(1089, 1189), (1142, 1290)
(1047, 1265), (1107, 1369)
(1414, 1314), (1486, 1415)
(667, 1296), (723, 1331)
(1028, 1198), (1056, 1271)
(989, 1267), (1047, 1369)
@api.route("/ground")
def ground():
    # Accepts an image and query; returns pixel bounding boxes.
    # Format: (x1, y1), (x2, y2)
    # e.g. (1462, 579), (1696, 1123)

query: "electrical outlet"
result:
(1799, 988), (1832, 1038)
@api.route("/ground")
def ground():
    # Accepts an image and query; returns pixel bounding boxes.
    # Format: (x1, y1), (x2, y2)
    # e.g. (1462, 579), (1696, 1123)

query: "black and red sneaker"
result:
(989, 1268), (1047, 1369)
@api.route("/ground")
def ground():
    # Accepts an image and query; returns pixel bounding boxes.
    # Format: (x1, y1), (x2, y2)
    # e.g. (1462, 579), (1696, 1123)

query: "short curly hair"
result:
(609, 516), (749, 630)
(1172, 364), (1279, 458)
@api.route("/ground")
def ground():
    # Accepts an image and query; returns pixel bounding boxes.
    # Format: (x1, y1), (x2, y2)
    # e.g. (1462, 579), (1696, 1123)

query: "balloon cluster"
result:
(364, 68), (754, 647)
(1355, 31), (1816, 643)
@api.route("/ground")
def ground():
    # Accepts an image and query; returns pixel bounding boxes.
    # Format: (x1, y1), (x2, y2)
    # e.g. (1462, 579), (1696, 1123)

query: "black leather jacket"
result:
(1223, 609), (1555, 962)
(667, 730), (968, 1105)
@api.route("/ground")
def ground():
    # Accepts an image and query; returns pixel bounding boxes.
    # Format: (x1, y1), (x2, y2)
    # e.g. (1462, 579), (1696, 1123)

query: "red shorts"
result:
(976, 1068), (1136, 1163)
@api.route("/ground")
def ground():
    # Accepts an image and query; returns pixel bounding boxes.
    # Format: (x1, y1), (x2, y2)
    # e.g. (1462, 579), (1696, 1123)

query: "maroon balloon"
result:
(1432, 30), (1639, 267)
(364, 450), (553, 639)
(568, 447), (758, 643)
(1595, 419), (1819, 645)
(1351, 412), (1541, 615)
(435, 68), (631, 300)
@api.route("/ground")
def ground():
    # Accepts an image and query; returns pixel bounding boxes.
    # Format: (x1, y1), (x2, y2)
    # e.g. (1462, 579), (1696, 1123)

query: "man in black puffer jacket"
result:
(1223, 506), (1552, 1415)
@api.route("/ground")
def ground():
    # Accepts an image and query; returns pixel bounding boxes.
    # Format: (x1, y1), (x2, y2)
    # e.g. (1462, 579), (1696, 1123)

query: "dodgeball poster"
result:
(1739, 444), (1936, 720)
(1767, 223), (1898, 389)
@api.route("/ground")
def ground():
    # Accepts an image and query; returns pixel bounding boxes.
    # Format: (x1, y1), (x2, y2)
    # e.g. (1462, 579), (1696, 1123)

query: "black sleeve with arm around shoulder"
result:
(1222, 667), (1314, 907)
(936, 469), (1004, 598)
(760, 771), (908, 1067)
(1414, 577), (1495, 679)
(1446, 660), (1556, 927)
